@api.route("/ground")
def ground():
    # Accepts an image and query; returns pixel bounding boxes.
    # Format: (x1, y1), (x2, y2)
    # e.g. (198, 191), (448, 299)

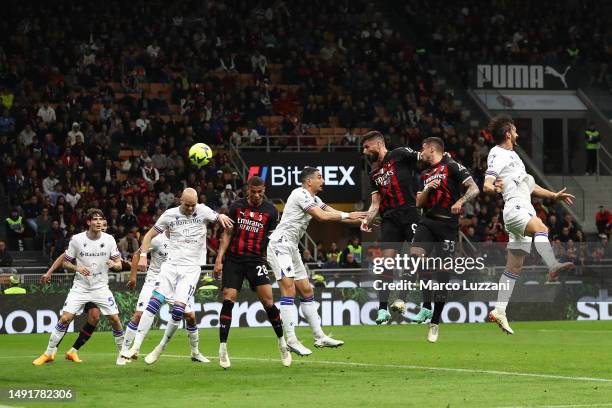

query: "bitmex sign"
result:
(473, 64), (578, 90)
(242, 152), (362, 201)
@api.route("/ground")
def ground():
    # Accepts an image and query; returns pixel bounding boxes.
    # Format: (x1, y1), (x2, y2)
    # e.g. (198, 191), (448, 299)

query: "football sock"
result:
(159, 304), (185, 348)
(112, 328), (124, 350)
(121, 320), (139, 352)
(219, 299), (234, 343)
(264, 305), (284, 338)
(186, 323), (199, 354)
(280, 297), (298, 342)
(494, 271), (518, 313)
(300, 295), (325, 339)
(46, 322), (67, 355)
(431, 302), (445, 324)
(72, 322), (97, 351)
(534, 233), (557, 267)
(131, 297), (162, 350)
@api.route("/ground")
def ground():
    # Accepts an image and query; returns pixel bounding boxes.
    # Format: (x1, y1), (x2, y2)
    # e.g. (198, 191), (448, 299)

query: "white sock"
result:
(112, 328), (124, 351)
(300, 296), (325, 339)
(132, 310), (155, 350)
(159, 320), (180, 349)
(495, 271), (518, 313)
(534, 233), (557, 267)
(279, 297), (297, 342)
(186, 323), (199, 354)
(46, 322), (67, 355)
(68, 347), (77, 354)
(121, 321), (138, 353)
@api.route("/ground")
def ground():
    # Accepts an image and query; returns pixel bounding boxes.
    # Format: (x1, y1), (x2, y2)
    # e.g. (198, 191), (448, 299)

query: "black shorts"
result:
(381, 207), (421, 244)
(412, 216), (458, 256)
(83, 302), (99, 313)
(222, 257), (271, 291)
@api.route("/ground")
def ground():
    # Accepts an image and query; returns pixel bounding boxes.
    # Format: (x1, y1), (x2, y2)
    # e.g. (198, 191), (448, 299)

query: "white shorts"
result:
(155, 263), (200, 306)
(136, 274), (193, 313)
(503, 201), (535, 253)
(267, 236), (308, 281)
(63, 286), (119, 316)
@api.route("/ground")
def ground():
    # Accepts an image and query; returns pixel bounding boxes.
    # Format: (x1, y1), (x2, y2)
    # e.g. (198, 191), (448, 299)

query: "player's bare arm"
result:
(214, 226), (234, 279)
(127, 252), (139, 289)
(322, 204), (364, 226)
(63, 259), (90, 276)
(361, 192), (380, 232)
(41, 253), (65, 284)
(137, 227), (160, 271)
(307, 206), (366, 222)
(532, 184), (575, 205)
(452, 178), (480, 214)
(416, 179), (441, 208)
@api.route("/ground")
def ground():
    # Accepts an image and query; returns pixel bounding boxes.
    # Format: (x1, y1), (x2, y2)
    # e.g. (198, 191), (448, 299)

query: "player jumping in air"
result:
(121, 188), (233, 361)
(117, 229), (209, 365)
(33, 209), (125, 365)
(214, 176), (291, 369)
(484, 115), (575, 334)
(360, 131), (423, 324)
(413, 137), (479, 342)
(267, 167), (366, 356)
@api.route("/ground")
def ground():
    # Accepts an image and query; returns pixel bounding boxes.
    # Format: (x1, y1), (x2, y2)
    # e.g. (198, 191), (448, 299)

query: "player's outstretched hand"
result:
(494, 178), (504, 193)
(348, 211), (368, 220)
(137, 256), (148, 272)
(213, 260), (223, 280)
(40, 272), (52, 284)
(554, 187), (575, 205)
(76, 266), (90, 276)
(360, 219), (372, 232)
(218, 214), (234, 229)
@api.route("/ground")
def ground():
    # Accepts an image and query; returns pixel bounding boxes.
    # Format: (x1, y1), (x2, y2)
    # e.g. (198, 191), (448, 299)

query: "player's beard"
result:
(366, 151), (379, 164)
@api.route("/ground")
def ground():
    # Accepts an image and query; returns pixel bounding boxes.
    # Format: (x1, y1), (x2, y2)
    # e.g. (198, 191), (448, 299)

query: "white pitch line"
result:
(4, 352), (612, 384)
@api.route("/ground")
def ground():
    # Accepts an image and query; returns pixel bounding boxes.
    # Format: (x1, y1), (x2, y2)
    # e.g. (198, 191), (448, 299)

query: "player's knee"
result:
(171, 303), (186, 322)
(223, 289), (238, 303)
(88, 308), (101, 324)
(131, 311), (143, 323)
(60, 313), (73, 325)
(183, 312), (196, 325)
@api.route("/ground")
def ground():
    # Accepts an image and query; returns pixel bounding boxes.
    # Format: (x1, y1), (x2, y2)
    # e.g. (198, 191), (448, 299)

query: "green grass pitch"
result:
(1, 321), (611, 408)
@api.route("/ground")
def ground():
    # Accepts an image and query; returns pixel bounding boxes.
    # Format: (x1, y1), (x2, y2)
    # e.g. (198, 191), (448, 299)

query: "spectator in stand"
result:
(5, 208), (25, 251)
(220, 184), (237, 209)
(36, 101), (56, 123)
(340, 252), (360, 268)
(118, 227), (140, 259)
(585, 123), (600, 175)
(302, 249), (315, 264)
(326, 242), (341, 264)
(595, 206), (611, 237)
(66, 122), (84, 146)
(141, 158), (160, 190)
(120, 204), (138, 231)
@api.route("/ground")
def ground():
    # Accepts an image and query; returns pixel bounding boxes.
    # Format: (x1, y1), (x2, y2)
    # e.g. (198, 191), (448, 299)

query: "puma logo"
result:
(544, 66), (571, 88)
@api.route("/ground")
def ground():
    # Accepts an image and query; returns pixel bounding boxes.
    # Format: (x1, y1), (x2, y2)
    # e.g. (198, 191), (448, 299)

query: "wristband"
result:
(341, 212), (349, 220)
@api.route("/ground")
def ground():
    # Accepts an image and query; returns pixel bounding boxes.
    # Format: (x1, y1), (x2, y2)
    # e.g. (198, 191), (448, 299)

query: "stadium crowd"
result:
(0, 0), (607, 271)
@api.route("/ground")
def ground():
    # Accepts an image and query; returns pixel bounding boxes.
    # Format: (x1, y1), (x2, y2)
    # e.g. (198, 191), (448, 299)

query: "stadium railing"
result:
(231, 134), (360, 153)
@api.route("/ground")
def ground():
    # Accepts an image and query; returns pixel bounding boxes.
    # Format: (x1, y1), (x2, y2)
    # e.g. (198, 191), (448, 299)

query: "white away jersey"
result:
(153, 203), (218, 266)
(147, 233), (169, 276)
(485, 145), (535, 204)
(270, 187), (326, 245)
(64, 231), (120, 290)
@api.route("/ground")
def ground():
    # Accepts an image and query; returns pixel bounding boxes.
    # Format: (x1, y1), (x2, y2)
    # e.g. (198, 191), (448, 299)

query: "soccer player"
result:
(360, 131), (423, 324)
(33, 209), (125, 366)
(484, 115), (575, 334)
(412, 137), (479, 342)
(214, 176), (291, 369)
(117, 229), (208, 365)
(267, 167), (366, 355)
(39, 220), (113, 363)
(121, 188), (233, 361)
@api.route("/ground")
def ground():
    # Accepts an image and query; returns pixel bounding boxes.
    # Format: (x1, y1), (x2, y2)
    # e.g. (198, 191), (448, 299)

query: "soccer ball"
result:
(390, 299), (406, 314)
(188, 143), (213, 168)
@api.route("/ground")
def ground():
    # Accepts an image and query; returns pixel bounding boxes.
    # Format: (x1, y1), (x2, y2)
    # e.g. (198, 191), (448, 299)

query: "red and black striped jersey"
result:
(369, 147), (421, 217)
(419, 156), (472, 221)
(227, 198), (279, 262)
